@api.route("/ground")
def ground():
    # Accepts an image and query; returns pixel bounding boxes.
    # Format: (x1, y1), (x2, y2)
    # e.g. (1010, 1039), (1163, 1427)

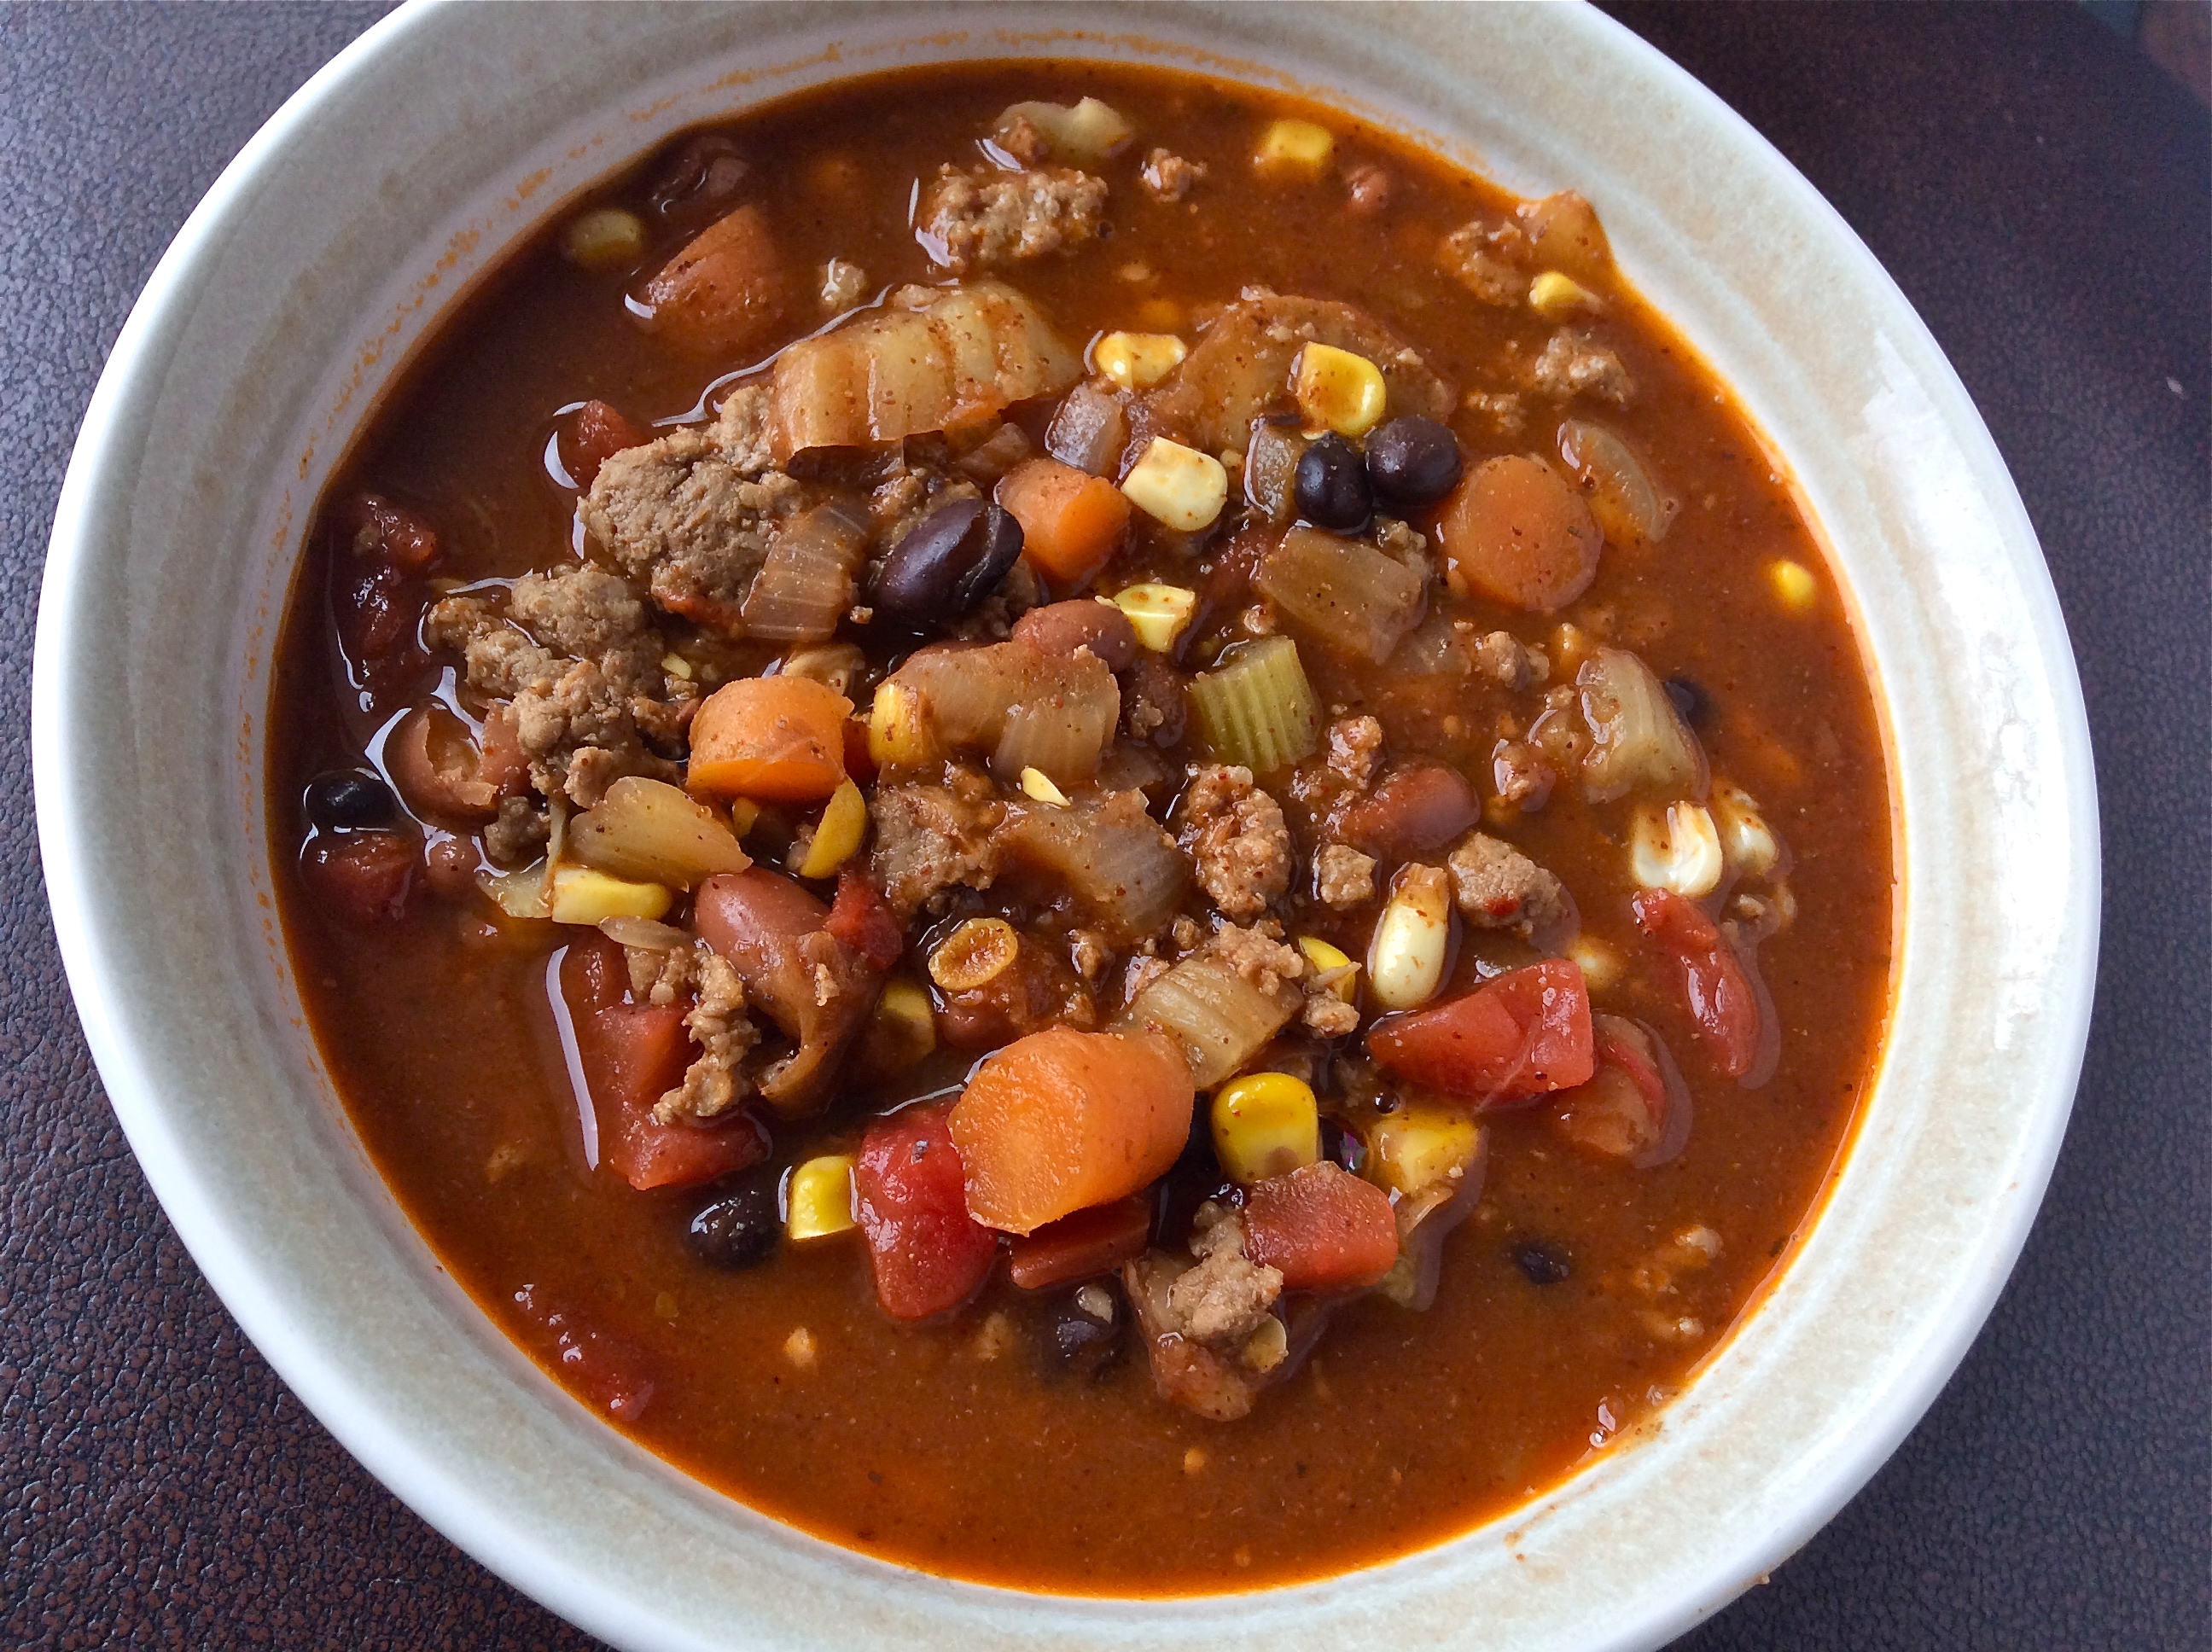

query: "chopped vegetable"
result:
(547, 865), (674, 926)
(1243, 420), (1306, 522)
(1292, 343), (1388, 437)
(740, 501), (872, 643)
(560, 400), (652, 491)
(1189, 636), (1320, 774)
(795, 778), (868, 879)
(1528, 270), (1601, 319)
(1112, 953), (1293, 1089)
(787, 1155), (859, 1240)
(1437, 454), (1602, 611)
(770, 281), (1080, 458)
(1242, 1162), (1398, 1291)
(889, 640), (1119, 787)
(929, 916), (1021, 992)
(1125, 1254), (1258, 1420)
(560, 937), (767, 1191)
(865, 679), (940, 773)
(858, 975), (937, 1074)
(1578, 646), (1709, 803)
(1112, 583), (1197, 652)
(640, 203), (787, 357)
(1629, 800), (1723, 898)
(998, 791), (1190, 943)
(387, 705), (523, 825)
(1045, 380), (1130, 477)
(1019, 765), (1071, 805)
(1517, 190), (1613, 282)
(560, 207), (646, 272)
(1093, 331), (1188, 391)
(1711, 779), (1783, 876)
(1363, 1104), (1483, 1196)
(1210, 1073), (1321, 1184)
(998, 97), (1136, 164)
(1297, 935), (1359, 1001)
(1366, 864), (1453, 1011)
(1254, 118), (1335, 177)
(824, 870), (904, 969)
(1558, 419), (1676, 547)
(1368, 958), (1595, 1103)
(686, 675), (853, 803)
(1007, 1197), (1151, 1291)
(1551, 1014), (1673, 1163)
(570, 777), (751, 887)
(1631, 888), (1767, 1081)
(1120, 437), (1230, 532)
(855, 1102), (999, 1318)
(951, 1027), (1196, 1235)
(997, 455), (1132, 585)
(1253, 526), (1426, 665)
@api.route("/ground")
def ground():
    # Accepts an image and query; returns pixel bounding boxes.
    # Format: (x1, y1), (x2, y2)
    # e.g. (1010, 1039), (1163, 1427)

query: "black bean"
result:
(1294, 433), (1373, 532)
(1664, 675), (1710, 726)
(305, 770), (395, 830)
(1512, 1239), (1572, 1286)
(1038, 1286), (1123, 1380)
(872, 498), (1025, 625)
(687, 1175), (782, 1270)
(1365, 416), (1464, 507)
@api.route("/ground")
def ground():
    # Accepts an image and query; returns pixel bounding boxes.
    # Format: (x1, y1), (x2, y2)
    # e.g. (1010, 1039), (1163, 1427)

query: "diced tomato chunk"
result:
(340, 561), (414, 660)
(1367, 958), (1594, 1104)
(1242, 1163), (1399, 1292)
(562, 399), (652, 490)
(560, 937), (768, 1191)
(824, 869), (903, 970)
(1632, 888), (1763, 1079)
(855, 1102), (999, 1319)
(511, 1284), (657, 1422)
(301, 832), (417, 924)
(338, 491), (443, 573)
(1007, 1197), (1152, 1292)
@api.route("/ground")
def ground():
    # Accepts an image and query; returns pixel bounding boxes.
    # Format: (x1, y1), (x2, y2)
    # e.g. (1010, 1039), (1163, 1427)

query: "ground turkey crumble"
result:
(867, 767), (1004, 917)
(1528, 329), (1634, 405)
(1176, 764), (1290, 922)
(424, 564), (689, 810)
(917, 164), (1108, 274)
(1139, 148), (1205, 202)
(656, 948), (760, 1124)
(1314, 843), (1377, 909)
(1448, 831), (1570, 935)
(1163, 1205), (1283, 1347)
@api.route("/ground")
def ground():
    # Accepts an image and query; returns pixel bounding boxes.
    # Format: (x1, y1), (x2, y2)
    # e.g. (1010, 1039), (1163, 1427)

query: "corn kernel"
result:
(545, 865), (672, 925)
(867, 679), (938, 771)
(660, 652), (695, 681)
(1528, 270), (1603, 318)
(871, 976), (938, 1066)
(786, 1155), (857, 1241)
(1211, 1073), (1322, 1184)
(1567, 935), (1624, 992)
(1296, 935), (1359, 1002)
(560, 206), (646, 272)
(795, 778), (866, 878)
(929, 916), (1020, 992)
(1121, 437), (1229, 532)
(1112, 582), (1198, 651)
(1769, 558), (1819, 610)
(1254, 118), (1335, 177)
(1630, 800), (1725, 898)
(1367, 864), (1452, 1010)
(1710, 779), (1782, 876)
(1293, 343), (1388, 439)
(1365, 1105), (1483, 1196)
(1093, 331), (1188, 391)
(727, 798), (761, 837)
(1016, 765), (1072, 806)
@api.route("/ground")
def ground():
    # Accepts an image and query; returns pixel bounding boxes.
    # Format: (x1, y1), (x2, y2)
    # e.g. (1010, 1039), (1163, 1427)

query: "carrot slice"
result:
(997, 455), (1132, 586)
(1007, 1196), (1152, 1291)
(686, 675), (852, 802)
(950, 1027), (1194, 1236)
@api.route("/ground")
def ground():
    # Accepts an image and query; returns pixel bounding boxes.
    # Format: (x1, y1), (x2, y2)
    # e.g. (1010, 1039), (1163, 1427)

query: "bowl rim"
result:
(31, 2), (2099, 1646)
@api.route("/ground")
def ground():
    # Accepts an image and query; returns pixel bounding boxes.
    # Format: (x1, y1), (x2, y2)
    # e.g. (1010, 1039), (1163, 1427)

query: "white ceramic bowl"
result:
(32, 3), (2098, 1648)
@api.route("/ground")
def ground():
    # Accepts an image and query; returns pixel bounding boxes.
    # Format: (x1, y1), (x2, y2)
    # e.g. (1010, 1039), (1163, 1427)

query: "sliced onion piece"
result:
(740, 500), (871, 642)
(1559, 418), (1678, 548)
(1578, 646), (1708, 803)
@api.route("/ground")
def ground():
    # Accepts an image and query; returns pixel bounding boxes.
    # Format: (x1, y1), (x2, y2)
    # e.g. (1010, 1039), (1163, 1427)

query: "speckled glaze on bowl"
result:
(32, 3), (2098, 1648)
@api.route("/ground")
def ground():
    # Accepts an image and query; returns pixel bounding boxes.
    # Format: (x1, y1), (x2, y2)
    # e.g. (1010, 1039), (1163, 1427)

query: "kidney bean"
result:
(1012, 599), (1139, 672)
(1331, 763), (1479, 861)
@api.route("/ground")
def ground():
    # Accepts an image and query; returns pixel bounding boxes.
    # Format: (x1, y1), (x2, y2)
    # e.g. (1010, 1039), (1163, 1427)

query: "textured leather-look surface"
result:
(4, 3), (2203, 1647)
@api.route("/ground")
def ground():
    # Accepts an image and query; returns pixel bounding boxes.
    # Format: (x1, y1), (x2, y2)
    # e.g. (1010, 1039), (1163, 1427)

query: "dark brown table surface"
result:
(4, 3), (2205, 1647)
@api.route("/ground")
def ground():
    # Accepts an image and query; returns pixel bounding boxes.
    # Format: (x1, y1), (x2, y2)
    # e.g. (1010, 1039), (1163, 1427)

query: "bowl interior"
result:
(32, 4), (2097, 1649)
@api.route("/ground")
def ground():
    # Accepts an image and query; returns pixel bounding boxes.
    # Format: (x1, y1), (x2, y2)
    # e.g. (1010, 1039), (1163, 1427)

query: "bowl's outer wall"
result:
(32, 4), (2098, 1650)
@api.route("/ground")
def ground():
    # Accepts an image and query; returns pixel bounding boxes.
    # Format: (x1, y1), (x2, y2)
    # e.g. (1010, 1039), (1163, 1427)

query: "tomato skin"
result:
(561, 937), (769, 1191)
(302, 832), (417, 925)
(824, 869), (903, 970)
(1007, 1197), (1152, 1292)
(1366, 958), (1595, 1104)
(1631, 888), (1761, 1079)
(856, 1102), (1000, 1320)
(562, 399), (650, 490)
(1242, 1163), (1399, 1292)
